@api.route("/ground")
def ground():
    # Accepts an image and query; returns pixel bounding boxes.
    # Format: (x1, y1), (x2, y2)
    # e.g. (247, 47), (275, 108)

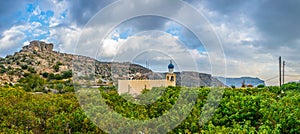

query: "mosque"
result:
(118, 60), (176, 95)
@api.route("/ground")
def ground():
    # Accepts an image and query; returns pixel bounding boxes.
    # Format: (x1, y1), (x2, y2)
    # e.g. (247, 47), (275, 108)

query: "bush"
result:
(42, 72), (49, 78)
(48, 73), (55, 80)
(18, 74), (45, 92)
(55, 83), (64, 93)
(28, 66), (36, 73)
(0, 66), (7, 74)
(282, 82), (300, 90)
(54, 74), (63, 80)
(62, 70), (72, 79)
(53, 62), (63, 72)
(23, 73), (30, 77)
(53, 65), (60, 72)
(257, 84), (265, 88)
(21, 65), (28, 70)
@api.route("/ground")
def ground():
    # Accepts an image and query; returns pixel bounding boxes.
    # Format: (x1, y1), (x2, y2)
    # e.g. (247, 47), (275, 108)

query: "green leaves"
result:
(1, 85), (300, 133)
(18, 74), (45, 92)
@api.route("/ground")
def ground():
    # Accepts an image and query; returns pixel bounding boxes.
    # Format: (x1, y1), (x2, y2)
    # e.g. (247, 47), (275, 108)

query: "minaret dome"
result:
(168, 60), (174, 73)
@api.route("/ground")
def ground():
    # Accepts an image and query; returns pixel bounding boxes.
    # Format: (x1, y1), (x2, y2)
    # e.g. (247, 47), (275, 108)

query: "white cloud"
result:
(96, 31), (208, 72)
(23, 41), (30, 46)
(101, 38), (126, 57)
(0, 25), (26, 56)
(47, 24), (81, 53)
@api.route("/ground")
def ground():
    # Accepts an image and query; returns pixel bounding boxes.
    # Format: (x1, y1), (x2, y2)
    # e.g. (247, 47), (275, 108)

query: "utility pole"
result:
(146, 61), (148, 68)
(146, 60), (149, 68)
(283, 61), (285, 84)
(279, 56), (282, 87)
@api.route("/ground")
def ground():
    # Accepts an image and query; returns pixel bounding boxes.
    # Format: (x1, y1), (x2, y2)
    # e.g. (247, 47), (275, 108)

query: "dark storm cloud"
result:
(201, 0), (250, 14)
(116, 16), (168, 32)
(202, 0), (300, 48)
(67, 0), (184, 27)
(251, 0), (300, 42)
(67, 0), (117, 26)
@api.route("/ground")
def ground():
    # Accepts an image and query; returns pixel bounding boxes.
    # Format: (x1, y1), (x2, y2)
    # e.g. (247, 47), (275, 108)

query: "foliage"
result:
(53, 62), (63, 72)
(0, 87), (104, 133)
(17, 74), (45, 92)
(20, 64), (28, 70)
(28, 66), (36, 73)
(53, 65), (60, 72)
(257, 84), (265, 88)
(62, 70), (72, 79)
(0, 65), (6, 74)
(1, 85), (300, 133)
(281, 82), (300, 90)
(42, 72), (49, 78)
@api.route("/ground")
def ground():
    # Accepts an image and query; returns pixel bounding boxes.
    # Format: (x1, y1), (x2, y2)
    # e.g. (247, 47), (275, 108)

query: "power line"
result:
(284, 74), (300, 77)
(264, 76), (279, 82)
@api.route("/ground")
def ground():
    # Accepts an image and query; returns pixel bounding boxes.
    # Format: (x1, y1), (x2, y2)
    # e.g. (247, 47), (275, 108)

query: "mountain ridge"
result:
(216, 76), (265, 87)
(0, 40), (225, 88)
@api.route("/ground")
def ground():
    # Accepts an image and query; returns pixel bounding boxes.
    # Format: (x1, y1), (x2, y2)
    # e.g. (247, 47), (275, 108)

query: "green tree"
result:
(18, 74), (45, 92)
(42, 72), (49, 78)
(62, 70), (72, 79)
(53, 65), (60, 72)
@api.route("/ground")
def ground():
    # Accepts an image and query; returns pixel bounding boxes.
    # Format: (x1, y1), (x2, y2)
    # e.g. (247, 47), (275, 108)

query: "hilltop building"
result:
(118, 60), (176, 95)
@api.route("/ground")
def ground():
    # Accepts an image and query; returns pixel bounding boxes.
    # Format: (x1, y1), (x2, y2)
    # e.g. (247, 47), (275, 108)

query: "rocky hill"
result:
(0, 41), (225, 87)
(0, 41), (151, 85)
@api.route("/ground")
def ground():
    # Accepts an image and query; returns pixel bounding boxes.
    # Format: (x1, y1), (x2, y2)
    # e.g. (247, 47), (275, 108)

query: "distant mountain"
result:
(147, 71), (225, 87)
(0, 40), (225, 87)
(216, 77), (265, 87)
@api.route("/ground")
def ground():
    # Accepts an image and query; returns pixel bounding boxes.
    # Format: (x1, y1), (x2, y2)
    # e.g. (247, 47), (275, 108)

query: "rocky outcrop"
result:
(21, 41), (54, 52)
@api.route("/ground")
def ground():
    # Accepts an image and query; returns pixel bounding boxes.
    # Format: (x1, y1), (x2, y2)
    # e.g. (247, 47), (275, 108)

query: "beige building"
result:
(118, 61), (176, 95)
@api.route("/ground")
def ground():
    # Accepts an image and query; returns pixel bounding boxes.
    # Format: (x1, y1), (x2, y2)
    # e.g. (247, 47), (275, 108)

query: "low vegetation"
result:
(0, 82), (299, 133)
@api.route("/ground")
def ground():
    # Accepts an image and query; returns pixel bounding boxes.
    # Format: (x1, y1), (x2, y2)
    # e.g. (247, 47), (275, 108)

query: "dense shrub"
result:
(0, 65), (6, 74)
(42, 72), (49, 78)
(1, 85), (300, 133)
(18, 74), (45, 92)
(28, 66), (36, 73)
(282, 82), (300, 90)
(21, 64), (28, 70)
(53, 62), (63, 72)
(53, 65), (60, 72)
(62, 70), (72, 79)
(257, 84), (265, 88)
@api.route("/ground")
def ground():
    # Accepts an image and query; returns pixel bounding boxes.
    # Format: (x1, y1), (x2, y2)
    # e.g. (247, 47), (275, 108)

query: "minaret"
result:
(166, 60), (176, 86)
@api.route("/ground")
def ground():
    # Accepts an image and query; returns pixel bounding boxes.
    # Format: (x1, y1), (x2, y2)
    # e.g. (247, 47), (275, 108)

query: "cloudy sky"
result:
(0, 0), (299, 85)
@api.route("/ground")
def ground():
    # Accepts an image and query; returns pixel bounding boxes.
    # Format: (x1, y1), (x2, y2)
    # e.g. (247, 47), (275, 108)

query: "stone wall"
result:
(118, 80), (167, 96)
